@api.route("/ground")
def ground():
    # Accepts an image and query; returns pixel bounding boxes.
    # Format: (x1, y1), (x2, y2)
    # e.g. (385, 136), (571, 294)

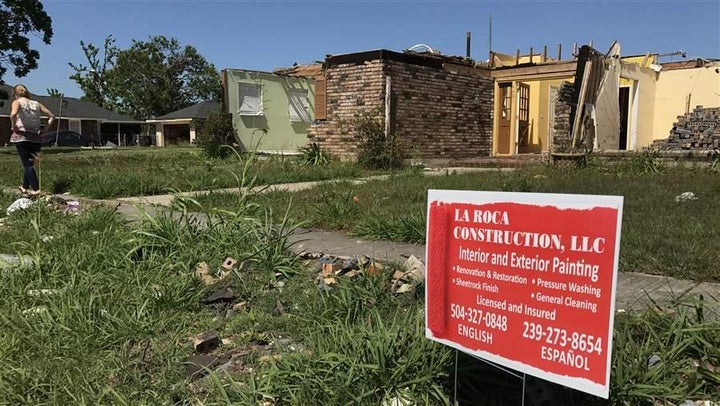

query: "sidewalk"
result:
(5, 175), (720, 315)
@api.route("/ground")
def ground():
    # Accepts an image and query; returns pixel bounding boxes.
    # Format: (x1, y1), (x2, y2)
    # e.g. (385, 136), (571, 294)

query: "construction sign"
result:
(425, 190), (623, 399)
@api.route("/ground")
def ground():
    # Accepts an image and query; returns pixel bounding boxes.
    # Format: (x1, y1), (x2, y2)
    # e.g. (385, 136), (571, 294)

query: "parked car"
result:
(42, 130), (94, 147)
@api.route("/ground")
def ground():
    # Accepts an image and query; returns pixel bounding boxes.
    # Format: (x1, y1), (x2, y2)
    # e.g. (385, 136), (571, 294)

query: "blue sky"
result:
(7, 0), (720, 98)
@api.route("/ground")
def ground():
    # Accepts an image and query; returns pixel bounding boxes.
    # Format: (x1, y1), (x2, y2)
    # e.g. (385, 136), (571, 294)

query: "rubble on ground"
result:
(653, 106), (720, 150)
(308, 253), (426, 294)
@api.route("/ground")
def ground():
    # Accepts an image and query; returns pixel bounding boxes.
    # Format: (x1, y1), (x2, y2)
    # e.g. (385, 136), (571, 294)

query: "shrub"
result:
(196, 112), (237, 159)
(299, 142), (331, 166)
(353, 110), (405, 170)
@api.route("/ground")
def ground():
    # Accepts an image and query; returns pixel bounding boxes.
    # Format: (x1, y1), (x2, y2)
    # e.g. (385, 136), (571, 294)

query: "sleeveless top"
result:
(11, 98), (43, 143)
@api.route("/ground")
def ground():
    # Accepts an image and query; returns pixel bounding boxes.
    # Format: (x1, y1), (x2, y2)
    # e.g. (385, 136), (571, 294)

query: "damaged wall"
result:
(552, 82), (575, 150)
(653, 61), (720, 141)
(620, 62), (657, 149)
(308, 50), (494, 160)
(307, 59), (386, 159)
(388, 60), (494, 159)
(653, 106), (720, 150)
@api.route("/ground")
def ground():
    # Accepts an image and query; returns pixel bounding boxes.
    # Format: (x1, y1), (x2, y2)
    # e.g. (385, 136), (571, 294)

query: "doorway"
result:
(517, 83), (530, 153)
(618, 87), (629, 150)
(497, 83), (512, 154)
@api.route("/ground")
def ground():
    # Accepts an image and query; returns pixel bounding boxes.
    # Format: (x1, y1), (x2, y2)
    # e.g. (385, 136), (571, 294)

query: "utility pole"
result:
(54, 96), (65, 147)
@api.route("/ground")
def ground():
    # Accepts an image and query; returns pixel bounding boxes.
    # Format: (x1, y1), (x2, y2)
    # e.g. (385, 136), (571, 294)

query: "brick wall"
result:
(388, 61), (494, 159)
(308, 60), (386, 159)
(552, 82), (574, 150)
(308, 51), (494, 161)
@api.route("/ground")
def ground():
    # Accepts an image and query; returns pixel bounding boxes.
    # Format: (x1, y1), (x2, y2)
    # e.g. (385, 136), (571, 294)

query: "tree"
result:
(46, 88), (63, 97)
(196, 112), (237, 159)
(0, 0), (53, 98)
(68, 35), (118, 111)
(70, 35), (221, 120)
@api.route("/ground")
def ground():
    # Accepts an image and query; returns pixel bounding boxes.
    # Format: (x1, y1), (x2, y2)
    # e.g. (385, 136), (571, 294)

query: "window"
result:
(69, 120), (81, 133)
(288, 88), (311, 122)
(238, 83), (262, 115)
(500, 84), (512, 120)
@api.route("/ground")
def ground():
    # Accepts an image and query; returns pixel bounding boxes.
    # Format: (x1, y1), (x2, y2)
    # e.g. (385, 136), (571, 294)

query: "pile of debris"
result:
(4, 194), (83, 216)
(653, 106), (720, 150)
(310, 253), (425, 294)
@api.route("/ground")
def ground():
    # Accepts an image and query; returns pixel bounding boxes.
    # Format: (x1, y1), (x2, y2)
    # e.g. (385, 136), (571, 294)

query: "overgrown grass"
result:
(0, 147), (370, 199)
(1, 184), (719, 404)
(196, 162), (720, 282)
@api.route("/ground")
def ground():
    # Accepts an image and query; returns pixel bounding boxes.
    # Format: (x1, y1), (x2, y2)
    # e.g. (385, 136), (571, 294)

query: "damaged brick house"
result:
(308, 50), (494, 161)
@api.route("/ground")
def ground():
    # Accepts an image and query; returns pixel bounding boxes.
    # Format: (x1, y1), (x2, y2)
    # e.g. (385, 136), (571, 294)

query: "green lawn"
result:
(195, 160), (720, 282)
(0, 146), (372, 199)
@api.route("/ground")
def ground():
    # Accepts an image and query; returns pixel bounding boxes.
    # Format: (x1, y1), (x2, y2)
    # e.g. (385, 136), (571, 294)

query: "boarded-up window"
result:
(314, 77), (327, 120)
(288, 89), (311, 122)
(238, 83), (262, 115)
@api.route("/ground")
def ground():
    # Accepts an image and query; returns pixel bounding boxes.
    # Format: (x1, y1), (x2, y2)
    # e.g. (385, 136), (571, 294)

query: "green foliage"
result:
(0, 0), (53, 94)
(620, 149), (666, 174)
(354, 213), (426, 243)
(354, 110), (405, 170)
(196, 112), (237, 159)
(311, 186), (360, 229)
(299, 142), (331, 166)
(198, 164), (720, 282)
(0, 148), (369, 199)
(606, 299), (720, 404)
(220, 270), (453, 405)
(69, 35), (221, 119)
(45, 88), (63, 97)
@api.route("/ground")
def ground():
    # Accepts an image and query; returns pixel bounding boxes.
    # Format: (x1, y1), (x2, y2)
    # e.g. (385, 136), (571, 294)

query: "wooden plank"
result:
(641, 52), (651, 67)
(490, 61), (577, 80)
(314, 77), (327, 120)
(570, 60), (593, 149)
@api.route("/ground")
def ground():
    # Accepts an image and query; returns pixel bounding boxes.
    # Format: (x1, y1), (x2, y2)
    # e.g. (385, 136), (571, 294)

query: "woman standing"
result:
(10, 84), (55, 196)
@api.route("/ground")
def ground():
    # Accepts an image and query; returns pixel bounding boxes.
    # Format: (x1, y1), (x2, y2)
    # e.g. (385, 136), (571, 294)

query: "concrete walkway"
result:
(5, 173), (720, 315)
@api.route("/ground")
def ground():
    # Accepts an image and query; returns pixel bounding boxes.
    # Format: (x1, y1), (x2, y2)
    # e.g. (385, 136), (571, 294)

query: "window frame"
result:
(288, 88), (311, 123)
(238, 83), (263, 116)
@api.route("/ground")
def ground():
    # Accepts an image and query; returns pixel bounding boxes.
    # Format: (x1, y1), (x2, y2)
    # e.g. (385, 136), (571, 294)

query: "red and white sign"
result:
(425, 190), (623, 399)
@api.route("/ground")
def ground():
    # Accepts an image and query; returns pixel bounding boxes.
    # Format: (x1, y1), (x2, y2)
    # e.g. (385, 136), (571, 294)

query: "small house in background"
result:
(0, 84), (141, 146)
(309, 49), (495, 162)
(221, 65), (320, 153)
(146, 101), (221, 146)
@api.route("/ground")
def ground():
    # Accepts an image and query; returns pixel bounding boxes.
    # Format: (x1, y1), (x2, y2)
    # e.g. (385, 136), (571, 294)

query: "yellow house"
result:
(488, 43), (718, 155)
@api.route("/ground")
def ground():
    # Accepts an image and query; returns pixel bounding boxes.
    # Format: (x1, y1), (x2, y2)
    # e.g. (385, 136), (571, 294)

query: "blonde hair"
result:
(13, 84), (30, 99)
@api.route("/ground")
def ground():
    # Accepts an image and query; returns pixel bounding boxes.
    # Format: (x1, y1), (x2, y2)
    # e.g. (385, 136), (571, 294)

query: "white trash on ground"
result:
(6, 198), (34, 215)
(675, 192), (699, 202)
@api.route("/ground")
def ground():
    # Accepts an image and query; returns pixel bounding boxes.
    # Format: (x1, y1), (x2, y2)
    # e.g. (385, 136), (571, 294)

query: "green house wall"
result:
(225, 69), (315, 153)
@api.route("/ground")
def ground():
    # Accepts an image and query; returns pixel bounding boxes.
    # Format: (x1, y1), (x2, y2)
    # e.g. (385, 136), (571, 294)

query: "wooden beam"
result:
(543, 45), (547, 62)
(570, 60), (593, 149)
(557, 44), (562, 60)
(641, 52), (651, 67)
(529, 47), (533, 63)
(490, 61), (578, 80)
(515, 49), (520, 66)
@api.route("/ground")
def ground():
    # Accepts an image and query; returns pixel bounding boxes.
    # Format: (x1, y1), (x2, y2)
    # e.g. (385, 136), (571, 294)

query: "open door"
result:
(517, 83), (530, 153)
(497, 83), (512, 154)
